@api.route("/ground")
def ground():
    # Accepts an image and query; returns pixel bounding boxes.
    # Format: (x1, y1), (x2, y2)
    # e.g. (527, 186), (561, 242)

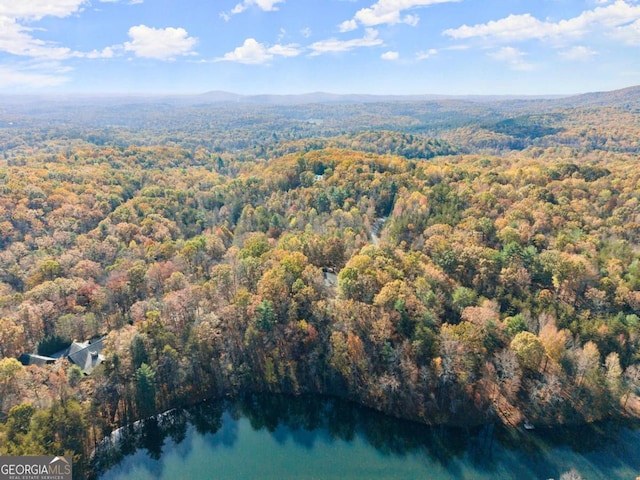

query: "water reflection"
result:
(97, 394), (640, 480)
(233, 395), (477, 460)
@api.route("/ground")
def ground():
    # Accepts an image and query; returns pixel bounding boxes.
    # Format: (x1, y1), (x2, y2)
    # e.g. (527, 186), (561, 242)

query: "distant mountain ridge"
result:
(194, 90), (564, 105)
(1, 85), (639, 109)
(194, 86), (640, 107)
(553, 85), (640, 108)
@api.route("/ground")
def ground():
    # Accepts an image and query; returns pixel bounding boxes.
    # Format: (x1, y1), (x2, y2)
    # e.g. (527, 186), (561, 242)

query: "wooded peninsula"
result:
(1, 88), (640, 478)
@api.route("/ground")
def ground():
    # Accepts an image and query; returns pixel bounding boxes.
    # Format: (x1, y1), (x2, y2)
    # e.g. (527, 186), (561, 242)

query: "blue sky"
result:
(1, 0), (639, 95)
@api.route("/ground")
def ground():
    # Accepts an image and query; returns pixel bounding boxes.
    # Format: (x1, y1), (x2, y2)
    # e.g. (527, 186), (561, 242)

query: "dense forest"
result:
(1, 88), (640, 478)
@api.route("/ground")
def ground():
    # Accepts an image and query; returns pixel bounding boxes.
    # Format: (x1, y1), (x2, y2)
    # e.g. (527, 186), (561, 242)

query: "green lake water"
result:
(98, 395), (640, 480)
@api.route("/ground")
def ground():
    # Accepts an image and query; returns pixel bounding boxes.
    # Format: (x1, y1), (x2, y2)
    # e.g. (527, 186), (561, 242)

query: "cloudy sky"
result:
(1, 0), (639, 95)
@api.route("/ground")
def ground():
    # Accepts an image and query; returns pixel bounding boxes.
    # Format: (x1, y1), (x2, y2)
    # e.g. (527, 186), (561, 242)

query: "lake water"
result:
(98, 395), (640, 480)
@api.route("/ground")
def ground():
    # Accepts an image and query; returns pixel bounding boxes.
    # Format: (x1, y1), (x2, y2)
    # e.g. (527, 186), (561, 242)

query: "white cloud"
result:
(124, 25), (197, 60)
(0, 16), (74, 59)
(558, 45), (597, 61)
(446, 44), (469, 51)
(403, 14), (420, 27)
(252, 0), (284, 9)
(219, 39), (269, 64)
(489, 46), (534, 71)
(0, 0), (128, 61)
(614, 18), (640, 44)
(381, 50), (399, 60)
(342, 0), (459, 30)
(301, 27), (312, 38)
(416, 48), (437, 59)
(0, 0), (87, 20)
(0, 0), (89, 60)
(0, 0), (145, 92)
(339, 19), (358, 32)
(217, 38), (301, 64)
(445, 14), (552, 41)
(0, 65), (69, 88)
(229, 0), (284, 15)
(268, 43), (301, 57)
(309, 28), (383, 55)
(444, 0), (640, 42)
(83, 46), (116, 59)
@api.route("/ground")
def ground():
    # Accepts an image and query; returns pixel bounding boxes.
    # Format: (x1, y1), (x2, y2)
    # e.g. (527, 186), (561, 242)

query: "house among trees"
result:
(322, 268), (338, 288)
(66, 338), (106, 375)
(17, 354), (56, 368)
(19, 338), (106, 375)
